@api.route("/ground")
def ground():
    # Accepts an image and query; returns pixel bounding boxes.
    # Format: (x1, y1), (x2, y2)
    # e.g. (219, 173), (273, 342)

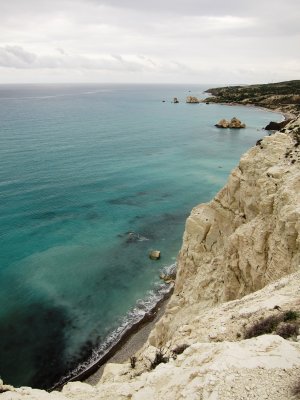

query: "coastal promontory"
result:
(204, 80), (300, 117)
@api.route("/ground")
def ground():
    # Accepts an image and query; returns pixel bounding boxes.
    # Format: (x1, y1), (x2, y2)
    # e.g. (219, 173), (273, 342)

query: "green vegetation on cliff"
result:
(204, 80), (300, 116)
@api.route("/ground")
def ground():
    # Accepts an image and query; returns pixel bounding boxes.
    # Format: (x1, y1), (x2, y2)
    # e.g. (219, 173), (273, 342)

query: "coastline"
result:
(206, 101), (295, 121)
(84, 295), (170, 385)
(59, 101), (295, 390)
(52, 284), (173, 390)
(2, 84), (300, 399)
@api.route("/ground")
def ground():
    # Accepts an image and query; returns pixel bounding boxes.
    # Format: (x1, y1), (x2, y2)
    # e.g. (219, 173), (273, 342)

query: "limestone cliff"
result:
(1, 118), (300, 400)
(148, 117), (300, 349)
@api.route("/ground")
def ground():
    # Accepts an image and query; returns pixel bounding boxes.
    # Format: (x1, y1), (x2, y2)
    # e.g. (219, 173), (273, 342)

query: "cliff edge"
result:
(1, 118), (300, 399)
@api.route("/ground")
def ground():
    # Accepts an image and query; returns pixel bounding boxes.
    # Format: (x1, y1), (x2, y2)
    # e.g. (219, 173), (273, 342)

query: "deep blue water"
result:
(0, 83), (282, 388)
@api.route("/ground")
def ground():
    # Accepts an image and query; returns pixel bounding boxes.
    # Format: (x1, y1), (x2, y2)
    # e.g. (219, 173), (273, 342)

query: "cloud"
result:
(0, 45), (190, 74)
(0, 46), (37, 68)
(0, 0), (299, 83)
(89, 0), (298, 20)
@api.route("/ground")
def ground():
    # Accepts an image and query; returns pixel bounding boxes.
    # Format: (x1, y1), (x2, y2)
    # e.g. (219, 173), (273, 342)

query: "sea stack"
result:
(186, 96), (200, 103)
(215, 117), (246, 128)
(149, 250), (161, 260)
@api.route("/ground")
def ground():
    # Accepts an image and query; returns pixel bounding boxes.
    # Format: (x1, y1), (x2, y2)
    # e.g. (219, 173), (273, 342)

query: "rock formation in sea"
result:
(215, 117), (246, 128)
(186, 96), (200, 103)
(1, 117), (300, 399)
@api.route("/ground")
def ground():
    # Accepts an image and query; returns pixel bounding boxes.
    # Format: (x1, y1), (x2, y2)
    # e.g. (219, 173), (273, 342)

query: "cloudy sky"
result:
(0, 0), (299, 84)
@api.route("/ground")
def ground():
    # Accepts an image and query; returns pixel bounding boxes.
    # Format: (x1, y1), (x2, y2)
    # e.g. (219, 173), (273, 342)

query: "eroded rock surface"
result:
(215, 117), (246, 128)
(186, 96), (200, 103)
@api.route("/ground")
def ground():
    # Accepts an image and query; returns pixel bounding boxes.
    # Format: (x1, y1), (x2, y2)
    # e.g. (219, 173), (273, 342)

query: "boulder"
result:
(173, 97), (179, 103)
(228, 117), (246, 128)
(159, 270), (176, 283)
(149, 250), (161, 260)
(215, 117), (246, 129)
(186, 96), (200, 104)
(215, 118), (230, 128)
(265, 119), (290, 131)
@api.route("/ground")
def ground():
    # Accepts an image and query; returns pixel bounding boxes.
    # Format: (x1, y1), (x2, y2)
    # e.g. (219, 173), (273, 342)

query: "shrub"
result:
(172, 344), (189, 356)
(283, 310), (298, 321)
(245, 315), (283, 339)
(149, 348), (169, 370)
(275, 323), (298, 339)
(130, 356), (137, 369)
(245, 310), (299, 339)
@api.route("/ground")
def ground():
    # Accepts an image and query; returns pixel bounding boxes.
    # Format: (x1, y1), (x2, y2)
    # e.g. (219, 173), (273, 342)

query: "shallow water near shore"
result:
(0, 83), (282, 388)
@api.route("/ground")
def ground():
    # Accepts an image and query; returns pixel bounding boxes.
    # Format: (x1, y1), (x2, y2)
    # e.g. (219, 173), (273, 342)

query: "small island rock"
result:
(186, 96), (200, 104)
(215, 117), (246, 129)
(149, 250), (161, 260)
(215, 118), (230, 128)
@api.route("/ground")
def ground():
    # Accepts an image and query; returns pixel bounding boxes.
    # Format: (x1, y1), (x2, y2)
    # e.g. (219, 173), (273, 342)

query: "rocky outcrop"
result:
(148, 118), (300, 350)
(186, 96), (200, 103)
(149, 250), (161, 260)
(265, 119), (291, 130)
(215, 117), (246, 128)
(204, 80), (300, 117)
(2, 117), (300, 400)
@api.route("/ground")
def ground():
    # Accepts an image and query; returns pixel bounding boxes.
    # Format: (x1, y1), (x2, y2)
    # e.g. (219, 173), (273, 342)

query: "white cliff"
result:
(1, 117), (300, 400)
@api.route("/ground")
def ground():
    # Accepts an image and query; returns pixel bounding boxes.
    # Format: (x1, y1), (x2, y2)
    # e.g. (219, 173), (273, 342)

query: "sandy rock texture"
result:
(1, 117), (300, 400)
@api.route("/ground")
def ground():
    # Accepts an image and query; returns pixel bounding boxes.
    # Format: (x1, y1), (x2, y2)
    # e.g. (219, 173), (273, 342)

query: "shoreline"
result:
(84, 295), (170, 386)
(206, 100), (295, 121)
(54, 101), (293, 391)
(52, 284), (173, 390)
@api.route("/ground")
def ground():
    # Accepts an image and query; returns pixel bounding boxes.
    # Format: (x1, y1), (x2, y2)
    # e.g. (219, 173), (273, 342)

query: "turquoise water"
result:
(0, 84), (282, 388)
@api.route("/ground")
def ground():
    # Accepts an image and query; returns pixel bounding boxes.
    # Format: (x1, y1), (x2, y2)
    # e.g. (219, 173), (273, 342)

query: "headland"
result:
(203, 80), (300, 119)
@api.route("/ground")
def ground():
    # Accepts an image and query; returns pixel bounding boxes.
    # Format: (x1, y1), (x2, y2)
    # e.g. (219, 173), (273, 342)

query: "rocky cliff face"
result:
(148, 117), (300, 350)
(1, 118), (300, 400)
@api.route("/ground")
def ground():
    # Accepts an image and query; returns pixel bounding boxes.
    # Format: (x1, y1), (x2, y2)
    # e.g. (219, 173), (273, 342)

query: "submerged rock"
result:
(149, 250), (161, 260)
(119, 231), (149, 243)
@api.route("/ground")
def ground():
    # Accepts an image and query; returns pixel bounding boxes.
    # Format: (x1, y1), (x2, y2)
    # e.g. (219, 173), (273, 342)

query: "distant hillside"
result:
(204, 80), (300, 117)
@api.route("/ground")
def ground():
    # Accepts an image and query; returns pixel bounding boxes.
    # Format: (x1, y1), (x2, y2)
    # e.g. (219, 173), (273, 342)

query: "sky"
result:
(0, 0), (299, 84)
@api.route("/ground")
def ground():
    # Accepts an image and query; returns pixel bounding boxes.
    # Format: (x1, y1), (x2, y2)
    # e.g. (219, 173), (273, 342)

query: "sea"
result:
(0, 83), (282, 389)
